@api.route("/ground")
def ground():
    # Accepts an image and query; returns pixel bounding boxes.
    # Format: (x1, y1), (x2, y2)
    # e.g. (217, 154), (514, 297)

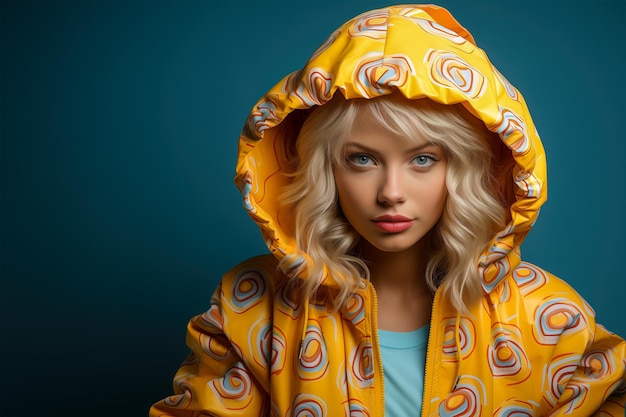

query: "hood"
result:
(234, 4), (546, 294)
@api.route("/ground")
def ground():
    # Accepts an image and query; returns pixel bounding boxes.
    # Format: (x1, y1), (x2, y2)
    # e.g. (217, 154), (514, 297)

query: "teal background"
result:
(1, 1), (625, 415)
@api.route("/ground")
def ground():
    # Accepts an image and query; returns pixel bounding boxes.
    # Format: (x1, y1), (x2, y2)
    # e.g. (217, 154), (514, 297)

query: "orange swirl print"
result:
(611, 378), (626, 399)
(379, 55), (415, 86)
(480, 253), (511, 293)
(199, 332), (233, 361)
(344, 293), (366, 326)
(209, 362), (254, 407)
(425, 49), (486, 99)
(292, 68), (333, 107)
(544, 355), (583, 407)
(291, 393), (328, 417)
(199, 303), (224, 333)
(488, 323), (530, 378)
(230, 269), (267, 313)
(581, 297), (596, 320)
(162, 390), (192, 410)
(281, 70), (300, 95)
(173, 355), (198, 394)
(271, 327), (287, 376)
(235, 170), (257, 215)
(533, 298), (589, 345)
(438, 383), (482, 417)
(559, 381), (590, 414)
(308, 68), (334, 104)
(249, 319), (272, 370)
(297, 322), (329, 380)
(514, 169), (541, 199)
(513, 263), (548, 296)
(581, 349), (617, 379)
(493, 277), (511, 304)
(493, 108), (529, 154)
(442, 316), (476, 360)
(348, 10), (388, 40)
(494, 400), (536, 416)
(478, 241), (512, 272)
(336, 363), (348, 396)
(349, 341), (375, 388)
(354, 52), (415, 98)
(248, 96), (280, 134)
(348, 401), (370, 417)
(276, 282), (302, 319)
(494, 68), (519, 101)
(413, 18), (467, 44)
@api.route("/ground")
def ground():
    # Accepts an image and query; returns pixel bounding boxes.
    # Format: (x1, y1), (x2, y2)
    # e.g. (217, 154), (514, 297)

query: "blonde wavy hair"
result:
(279, 92), (510, 313)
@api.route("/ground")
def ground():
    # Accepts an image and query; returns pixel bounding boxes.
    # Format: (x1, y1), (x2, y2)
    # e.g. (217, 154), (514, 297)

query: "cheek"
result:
(435, 183), (448, 216)
(334, 175), (369, 220)
(334, 169), (353, 198)
(335, 181), (359, 214)
(333, 174), (350, 212)
(416, 171), (448, 211)
(434, 177), (448, 204)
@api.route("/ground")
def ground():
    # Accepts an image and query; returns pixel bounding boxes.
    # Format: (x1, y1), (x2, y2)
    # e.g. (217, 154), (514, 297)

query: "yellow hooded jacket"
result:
(151, 5), (626, 416)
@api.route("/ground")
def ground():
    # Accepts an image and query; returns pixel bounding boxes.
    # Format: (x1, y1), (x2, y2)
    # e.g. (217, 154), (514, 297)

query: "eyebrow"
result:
(343, 141), (437, 154)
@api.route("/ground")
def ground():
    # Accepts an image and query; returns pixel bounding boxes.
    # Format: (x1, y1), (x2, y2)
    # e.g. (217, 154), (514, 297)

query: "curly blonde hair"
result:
(279, 92), (510, 313)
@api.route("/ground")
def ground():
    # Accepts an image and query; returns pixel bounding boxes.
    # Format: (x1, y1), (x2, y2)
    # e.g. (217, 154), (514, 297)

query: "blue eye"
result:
(349, 154), (375, 166)
(413, 155), (436, 167)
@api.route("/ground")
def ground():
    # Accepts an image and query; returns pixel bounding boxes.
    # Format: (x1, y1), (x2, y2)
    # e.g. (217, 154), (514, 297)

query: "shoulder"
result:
(504, 263), (626, 410)
(218, 254), (288, 314)
(502, 261), (598, 338)
(221, 254), (282, 287)
(508, 261), (592, 310)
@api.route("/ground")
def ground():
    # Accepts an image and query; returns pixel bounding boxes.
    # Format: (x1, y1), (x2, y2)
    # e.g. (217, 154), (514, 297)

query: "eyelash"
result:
(412, 155), (438, 167)
(346, 153), (439, 168)
(348, 154), (375, 166)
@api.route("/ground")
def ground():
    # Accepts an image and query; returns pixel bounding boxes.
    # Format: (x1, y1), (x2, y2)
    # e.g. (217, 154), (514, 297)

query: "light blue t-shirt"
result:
(378, 325), (429, 417)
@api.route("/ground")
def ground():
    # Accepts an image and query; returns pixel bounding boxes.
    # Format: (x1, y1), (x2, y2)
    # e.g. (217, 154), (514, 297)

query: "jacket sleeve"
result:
(543, 296), (626, 416)
(149, 276), (271, 417)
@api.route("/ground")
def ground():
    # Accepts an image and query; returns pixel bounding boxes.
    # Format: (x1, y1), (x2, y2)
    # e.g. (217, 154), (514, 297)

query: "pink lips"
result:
(372, 214), (414, 233)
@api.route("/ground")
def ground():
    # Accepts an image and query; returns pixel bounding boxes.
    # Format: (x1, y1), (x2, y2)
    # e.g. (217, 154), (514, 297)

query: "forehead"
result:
(347, 106), (432, 146)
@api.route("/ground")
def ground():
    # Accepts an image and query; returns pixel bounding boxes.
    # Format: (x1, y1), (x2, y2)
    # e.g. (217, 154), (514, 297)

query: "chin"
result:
(365, 239), (422, 254)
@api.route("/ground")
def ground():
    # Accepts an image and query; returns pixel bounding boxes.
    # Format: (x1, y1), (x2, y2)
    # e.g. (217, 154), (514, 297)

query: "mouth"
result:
(372, 214), (415, 233)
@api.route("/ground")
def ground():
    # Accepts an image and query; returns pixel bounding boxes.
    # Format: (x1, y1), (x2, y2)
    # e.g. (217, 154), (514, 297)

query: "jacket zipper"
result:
(369, 282), (386, 417)
(421, 288), (441, 416)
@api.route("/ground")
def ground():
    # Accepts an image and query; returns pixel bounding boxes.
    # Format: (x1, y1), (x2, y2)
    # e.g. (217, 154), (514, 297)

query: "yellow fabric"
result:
(151, 5), (626, 416)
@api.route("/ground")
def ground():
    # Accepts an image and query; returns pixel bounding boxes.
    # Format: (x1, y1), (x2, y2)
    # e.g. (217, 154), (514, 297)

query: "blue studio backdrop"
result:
(2, 1), (625, 416)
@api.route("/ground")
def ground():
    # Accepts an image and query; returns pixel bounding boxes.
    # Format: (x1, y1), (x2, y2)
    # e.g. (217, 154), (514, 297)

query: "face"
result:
(333, 112), (448, 255)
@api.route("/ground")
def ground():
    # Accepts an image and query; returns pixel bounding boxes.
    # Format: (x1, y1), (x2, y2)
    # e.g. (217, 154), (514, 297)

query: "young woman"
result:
(151, 5), (626, 416)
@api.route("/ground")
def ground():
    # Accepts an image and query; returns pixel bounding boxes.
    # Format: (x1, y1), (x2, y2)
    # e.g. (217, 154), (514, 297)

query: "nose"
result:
(377, 167), (406, 206)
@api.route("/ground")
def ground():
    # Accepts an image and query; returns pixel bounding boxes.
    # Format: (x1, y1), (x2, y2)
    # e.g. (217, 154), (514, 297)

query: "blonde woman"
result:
(151, 5), (626, 416)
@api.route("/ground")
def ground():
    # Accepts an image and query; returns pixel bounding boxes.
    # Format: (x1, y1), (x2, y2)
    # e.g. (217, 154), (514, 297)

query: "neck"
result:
(361, 240), (433, 331)
(361, 240), (430, 295)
